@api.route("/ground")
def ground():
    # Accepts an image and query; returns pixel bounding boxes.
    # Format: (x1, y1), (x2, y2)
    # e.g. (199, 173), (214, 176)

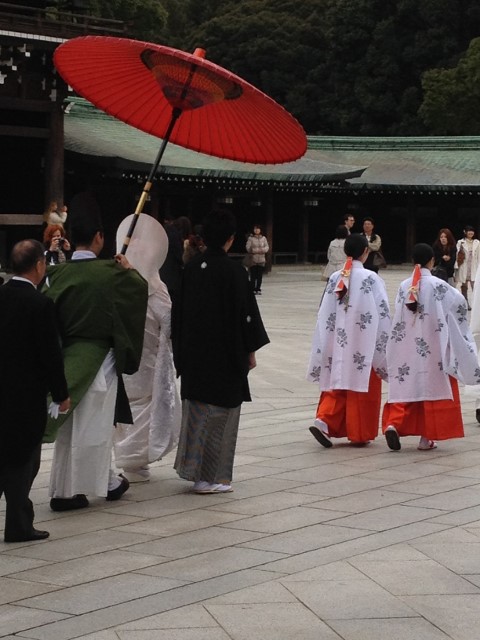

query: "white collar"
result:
(72, 250), (96, 260)
(11, 276), (36, 288)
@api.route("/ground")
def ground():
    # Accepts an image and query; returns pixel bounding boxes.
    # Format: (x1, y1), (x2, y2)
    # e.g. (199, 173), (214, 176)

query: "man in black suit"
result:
(0, 239), (70, 542)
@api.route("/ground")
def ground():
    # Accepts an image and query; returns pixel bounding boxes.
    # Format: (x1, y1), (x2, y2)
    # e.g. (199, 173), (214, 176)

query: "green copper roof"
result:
(64, 98), (480, 190)
(64, 98), (365, 184)
(308, 136), (480, 188)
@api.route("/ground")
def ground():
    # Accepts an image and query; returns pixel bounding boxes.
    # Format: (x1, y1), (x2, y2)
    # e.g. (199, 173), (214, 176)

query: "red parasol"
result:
(54, 36), (307, 253)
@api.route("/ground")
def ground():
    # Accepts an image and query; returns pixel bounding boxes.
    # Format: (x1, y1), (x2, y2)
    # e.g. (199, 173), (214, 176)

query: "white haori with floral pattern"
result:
(307, 260), (391, 392)
(387, 269), (480, 403)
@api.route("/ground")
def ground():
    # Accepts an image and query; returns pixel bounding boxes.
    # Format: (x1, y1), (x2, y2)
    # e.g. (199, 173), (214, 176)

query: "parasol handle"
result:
(120, 107), (182, 254)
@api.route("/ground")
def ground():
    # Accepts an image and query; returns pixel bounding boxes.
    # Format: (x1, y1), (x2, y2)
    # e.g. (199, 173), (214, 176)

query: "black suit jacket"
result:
(0, 279), (68, 466)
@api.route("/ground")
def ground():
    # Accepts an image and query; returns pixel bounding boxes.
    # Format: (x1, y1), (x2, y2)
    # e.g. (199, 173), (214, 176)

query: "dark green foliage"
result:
(419, 37), (480, 134)
(76, 0), (480, 135)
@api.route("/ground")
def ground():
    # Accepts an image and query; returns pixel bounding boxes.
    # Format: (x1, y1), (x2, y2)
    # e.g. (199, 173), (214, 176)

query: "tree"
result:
(419, 37), (480, 135)
(88, 0), (168, 41)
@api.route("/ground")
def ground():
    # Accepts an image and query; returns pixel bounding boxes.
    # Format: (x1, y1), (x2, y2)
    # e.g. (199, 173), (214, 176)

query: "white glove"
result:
(48, 402), (60, 419)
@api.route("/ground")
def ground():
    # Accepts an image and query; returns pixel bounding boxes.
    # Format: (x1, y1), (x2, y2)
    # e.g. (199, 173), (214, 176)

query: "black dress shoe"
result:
(309, 426), (332, 448)
(106, 475), (130, 501)
(50, 494), (89, 512)
(476, 409), (480, 424)
(5, 529), (49, 543)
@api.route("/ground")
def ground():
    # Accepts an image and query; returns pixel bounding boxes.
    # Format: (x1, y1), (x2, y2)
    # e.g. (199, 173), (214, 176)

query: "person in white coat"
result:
(383, 243), (480, 452)
(113, 215), (181, 482)
(455, 225), (480, 310)
(323, 225), (348, 280)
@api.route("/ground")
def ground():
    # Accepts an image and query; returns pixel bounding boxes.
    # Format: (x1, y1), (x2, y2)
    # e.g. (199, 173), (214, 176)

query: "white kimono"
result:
(114, 280), (181, 468)
(307, 260), (391, 392)
(387, 269), (480, 403)
(114, 213), (181, 472)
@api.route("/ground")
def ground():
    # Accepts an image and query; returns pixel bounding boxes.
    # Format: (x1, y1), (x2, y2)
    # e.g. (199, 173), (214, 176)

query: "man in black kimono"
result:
(0, 240), (69, 542)
(173, 209), (269, 494)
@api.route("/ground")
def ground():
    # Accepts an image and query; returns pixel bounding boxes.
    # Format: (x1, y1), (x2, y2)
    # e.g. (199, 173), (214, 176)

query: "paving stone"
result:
(328, 618), (452, 639)
(204, 602), (341, 640)
(4, 267), (480, 640)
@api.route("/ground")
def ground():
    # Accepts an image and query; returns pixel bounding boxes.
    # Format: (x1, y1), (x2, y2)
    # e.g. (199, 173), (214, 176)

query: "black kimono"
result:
(172, 247), (269, 484)
(173, 247), (269, 408)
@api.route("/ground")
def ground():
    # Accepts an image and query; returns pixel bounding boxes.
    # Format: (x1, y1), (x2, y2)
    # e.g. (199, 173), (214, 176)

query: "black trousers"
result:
(0, 443), (42, 541)
(249, 265), (265, 292)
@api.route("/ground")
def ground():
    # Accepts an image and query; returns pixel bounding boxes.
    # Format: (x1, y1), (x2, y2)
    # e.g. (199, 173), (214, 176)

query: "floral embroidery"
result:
(391, 321), (406, 343)
(360, 275), (375, 294)
(438, 361), (443, 372)
(452, 358), (459, 376)
(456, 304), (467, 324)
(432, 283), (448, 301)
(475, 367), (480, 383)
(435, 318), (444, 332)
(356, 311), (373, 330)
(397, 288), (406, 303)
(417, 304), (428, 320)
(353, 351), (367, 371)
(375, 366), (388, 381)
(310, 365), (321, 381)
(415, 337), (431, 358)
(375, 331), (389, 354)
(379, 299), (389, 319)
(325, 356), (333, 372)
(326, 313), (336, 332)
(326, 279), (336, 295)
(395, 363), (410, 382)
(336, 327), (348, 347)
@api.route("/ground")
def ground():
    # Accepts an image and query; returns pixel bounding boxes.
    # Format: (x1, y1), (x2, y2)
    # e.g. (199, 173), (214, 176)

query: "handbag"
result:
(431, 265), (448, 282)
(457, 245), (465, 266)
(242, 253), (254, 268)
(372, 250), (387, 269)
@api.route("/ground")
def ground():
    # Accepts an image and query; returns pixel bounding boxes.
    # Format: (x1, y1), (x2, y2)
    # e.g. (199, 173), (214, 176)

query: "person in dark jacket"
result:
(173, 209), (269, 494)
(0, 240), (70, 542)
(432, 228), (457, 284)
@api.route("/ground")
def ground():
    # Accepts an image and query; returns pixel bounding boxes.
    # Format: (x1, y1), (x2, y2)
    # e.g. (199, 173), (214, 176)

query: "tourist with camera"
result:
(43, 224), (71, 265)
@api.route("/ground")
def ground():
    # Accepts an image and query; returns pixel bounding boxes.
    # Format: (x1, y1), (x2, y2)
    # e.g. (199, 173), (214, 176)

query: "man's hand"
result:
(59, 397), (71, 413)
(114, 254), (133, 270)
(248, 352), (257, 370)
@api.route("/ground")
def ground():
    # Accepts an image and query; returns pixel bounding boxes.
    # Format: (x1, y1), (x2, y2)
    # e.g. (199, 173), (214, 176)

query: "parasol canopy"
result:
(54, 36), (307, 253)
(54, 36), (307, 165)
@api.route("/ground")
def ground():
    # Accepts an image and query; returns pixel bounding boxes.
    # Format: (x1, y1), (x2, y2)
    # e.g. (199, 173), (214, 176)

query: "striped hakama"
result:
(174, 400), (241, 484)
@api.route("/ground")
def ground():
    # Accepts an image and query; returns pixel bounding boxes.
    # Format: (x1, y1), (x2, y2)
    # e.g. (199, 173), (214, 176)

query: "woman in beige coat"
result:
(455, 225), (480, 310)
(246, 225), (269, 295)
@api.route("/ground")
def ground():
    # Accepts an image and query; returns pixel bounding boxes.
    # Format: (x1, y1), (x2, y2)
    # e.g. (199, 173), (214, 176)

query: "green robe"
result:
(43, 259), (148, 441)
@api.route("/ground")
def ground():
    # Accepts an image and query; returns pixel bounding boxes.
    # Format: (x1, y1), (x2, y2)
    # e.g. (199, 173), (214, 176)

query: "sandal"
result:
(417, 440), (437, 450)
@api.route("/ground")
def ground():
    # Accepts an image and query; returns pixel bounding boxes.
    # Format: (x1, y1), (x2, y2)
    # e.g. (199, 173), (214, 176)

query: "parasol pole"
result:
(120, 47), (206, 255)
(119, 107), (181, 254)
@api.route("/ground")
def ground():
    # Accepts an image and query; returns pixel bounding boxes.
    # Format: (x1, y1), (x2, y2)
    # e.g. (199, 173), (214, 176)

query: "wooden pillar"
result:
(405, 196), (416, 262)
(265, 190), (273, 272)
(44, 102), (64, 209)
(301, 204), (309, 263)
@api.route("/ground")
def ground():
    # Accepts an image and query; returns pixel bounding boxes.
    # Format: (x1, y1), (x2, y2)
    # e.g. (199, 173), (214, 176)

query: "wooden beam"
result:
(0, 97), (53, 112)
(0, 214), (43, 225)
(0, 125), (49, 138)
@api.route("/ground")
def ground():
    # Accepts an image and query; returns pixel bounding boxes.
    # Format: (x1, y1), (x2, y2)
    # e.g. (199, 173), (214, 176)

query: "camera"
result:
(58, 237), (65, 246)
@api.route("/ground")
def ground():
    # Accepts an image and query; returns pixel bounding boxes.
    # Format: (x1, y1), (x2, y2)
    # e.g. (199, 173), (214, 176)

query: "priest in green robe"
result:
(43, 214), (148, 511)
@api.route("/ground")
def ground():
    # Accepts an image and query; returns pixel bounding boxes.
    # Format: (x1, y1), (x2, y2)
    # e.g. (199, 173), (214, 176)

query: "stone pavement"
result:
(2, 265), (480, 640)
